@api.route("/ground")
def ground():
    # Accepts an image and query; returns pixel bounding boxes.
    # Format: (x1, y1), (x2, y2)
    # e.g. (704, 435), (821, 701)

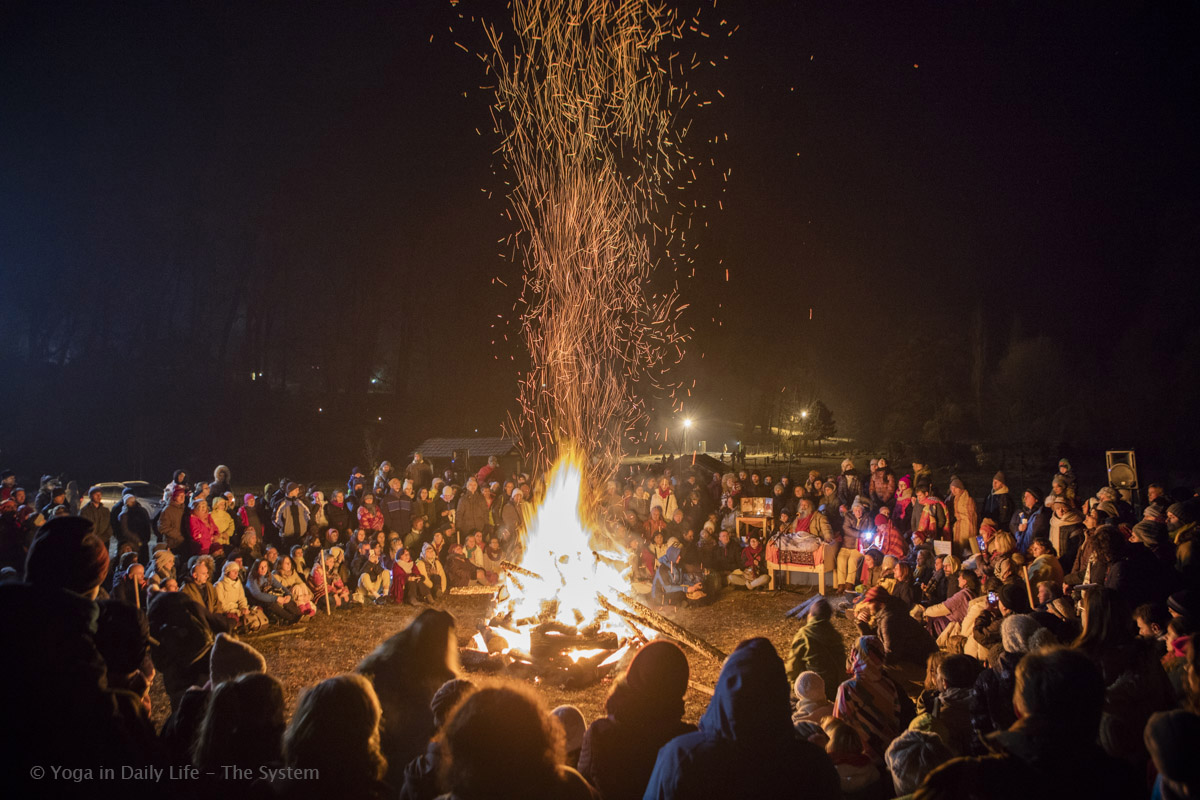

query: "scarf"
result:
(658, 487), (672, 500)
(834, 636), (900, 761)
(794, 511), (815, 534)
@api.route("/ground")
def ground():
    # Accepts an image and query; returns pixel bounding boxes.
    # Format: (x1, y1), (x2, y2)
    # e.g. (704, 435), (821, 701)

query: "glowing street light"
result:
(800, 410), (808, 419)
(683, 418), (693, 429)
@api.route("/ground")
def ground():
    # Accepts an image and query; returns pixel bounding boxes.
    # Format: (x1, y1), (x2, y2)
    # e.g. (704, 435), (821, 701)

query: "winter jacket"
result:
(869, 595), (937, 667)
(455, 489), (490, 537)
(650, 490), (679, 521)
(209, 508), (234, 547)
(80, 501), (113, 542)
(869, 468), (897, 505)
(213, 574), (250, 614)
(117, 502), (153, 545)
(785, 617), (847, 699)
(188, 514), (217, 555)
(182, 578), (220, 615)
(358, 503), (385, 532)
(326, 501), (352, 535)
(937, 717), (1143, 800)
(644, 638), (840, 800)
(416, 557), (445, 591)
(951, 491), (978, 551)
(981, 488), (1015, 528)
(273, 498), (312, 541)
(1010, 505), (1051, 553)
(158, 503), (185, 551)
(0, 583), (162, 789)
(404, 460), (434, 492)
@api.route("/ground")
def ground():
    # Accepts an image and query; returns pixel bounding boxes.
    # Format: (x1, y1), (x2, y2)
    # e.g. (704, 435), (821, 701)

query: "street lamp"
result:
(683, 418), (693, 429)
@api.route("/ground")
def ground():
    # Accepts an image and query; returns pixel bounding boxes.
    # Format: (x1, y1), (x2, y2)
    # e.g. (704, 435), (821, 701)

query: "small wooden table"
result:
(736, 515), (771, 541)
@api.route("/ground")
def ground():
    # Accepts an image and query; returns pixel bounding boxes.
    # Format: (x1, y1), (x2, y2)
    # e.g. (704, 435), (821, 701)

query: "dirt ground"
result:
(148, 582), (857, 729)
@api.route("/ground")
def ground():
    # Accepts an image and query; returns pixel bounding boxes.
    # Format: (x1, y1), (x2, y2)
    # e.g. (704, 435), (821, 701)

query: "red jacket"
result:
(189, 515), (218, 554)
(357, 505), (384, 532)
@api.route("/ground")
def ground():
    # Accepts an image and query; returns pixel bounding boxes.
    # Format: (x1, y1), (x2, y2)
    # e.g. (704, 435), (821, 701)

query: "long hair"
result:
(194, 672), (285, 771)
(284, 673), (386, 784)
(1072, 587), (1134, 652)
(438, 682), (564, 800)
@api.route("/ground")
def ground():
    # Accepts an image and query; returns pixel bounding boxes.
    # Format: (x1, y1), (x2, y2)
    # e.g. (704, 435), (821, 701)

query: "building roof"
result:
(412, 437), (520, 459)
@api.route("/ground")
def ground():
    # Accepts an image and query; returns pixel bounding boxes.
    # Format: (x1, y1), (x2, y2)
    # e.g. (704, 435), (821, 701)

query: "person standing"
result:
(949, 477), (979, 555)
(79, 485), (113, 547)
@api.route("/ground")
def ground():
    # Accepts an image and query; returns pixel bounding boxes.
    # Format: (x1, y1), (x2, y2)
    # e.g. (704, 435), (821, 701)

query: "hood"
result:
(699, 637), (792, 744)
(849, 635), (885, 681)
(149, 549), (175, 577)
(213, 465), (230, 482)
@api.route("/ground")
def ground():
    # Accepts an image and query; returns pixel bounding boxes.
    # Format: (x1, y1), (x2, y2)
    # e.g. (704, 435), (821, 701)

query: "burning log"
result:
(599, 593), (727, 664)
(501, 561), (543, 581)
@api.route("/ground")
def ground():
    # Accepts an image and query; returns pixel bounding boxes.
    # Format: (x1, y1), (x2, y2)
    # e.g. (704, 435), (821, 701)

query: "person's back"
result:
(786, 600), (846, 699)
(920, 647), (1141, 800)
(644, 637), (840, 800)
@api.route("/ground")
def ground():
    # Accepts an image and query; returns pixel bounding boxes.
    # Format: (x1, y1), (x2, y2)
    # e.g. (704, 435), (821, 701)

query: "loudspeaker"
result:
(1106, 450), (1138, 491)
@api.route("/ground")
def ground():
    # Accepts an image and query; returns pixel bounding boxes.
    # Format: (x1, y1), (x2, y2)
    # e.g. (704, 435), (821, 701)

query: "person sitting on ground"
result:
(281, 673), (389, 799)
(435, 682), (596, 800)
(792, 671), (835, 727)
(213, 560), (261, 632)
(246, 557), (303, 624)
(1026, 537), (1063, 586)
(644, 637), (841, 800)
(355, 547), (393, 604)
(415, 542), (446, 603)
(181, 555), (230, 634)
(311, 547), (350, 608)
(918, 647), (1142, 800)
(192, 672), (285, 777)
(822, 716), (882, 797)
(399, 678), (476, 800)
(551, 705), (587, 770)
(579, 640), (695, 800)
(885, 729), (953, 799)
(908, 654), (981, 756)
(858, 586), (937, 672)
(785, 598), (847, 698)
(915, 569), (979, 638)
(833, 635), (905, 764)
(146, 547), (176, 594)
(727, 534), (769, 591)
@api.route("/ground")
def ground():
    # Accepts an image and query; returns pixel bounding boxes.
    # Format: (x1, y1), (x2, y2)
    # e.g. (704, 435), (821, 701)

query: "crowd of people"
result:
(0, 452), (1198, 799)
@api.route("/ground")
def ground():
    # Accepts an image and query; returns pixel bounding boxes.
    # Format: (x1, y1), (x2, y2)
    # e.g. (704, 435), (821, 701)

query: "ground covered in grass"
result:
(149, 582), (861, 728)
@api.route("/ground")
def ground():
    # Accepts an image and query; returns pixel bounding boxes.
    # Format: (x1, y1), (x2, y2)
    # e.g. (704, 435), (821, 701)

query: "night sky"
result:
(3, 1), (1198, 478)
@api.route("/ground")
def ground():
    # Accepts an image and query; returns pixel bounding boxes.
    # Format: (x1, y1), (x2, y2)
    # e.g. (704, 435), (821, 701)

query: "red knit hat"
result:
(864, 585), (889, 604)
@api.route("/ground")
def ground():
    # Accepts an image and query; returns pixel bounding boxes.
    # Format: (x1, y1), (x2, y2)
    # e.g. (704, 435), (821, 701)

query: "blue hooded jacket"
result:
(643, 637), (840, 800)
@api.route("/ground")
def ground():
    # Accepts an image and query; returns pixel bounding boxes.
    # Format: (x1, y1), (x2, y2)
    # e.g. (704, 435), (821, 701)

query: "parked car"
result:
(90, 481), (164, 518)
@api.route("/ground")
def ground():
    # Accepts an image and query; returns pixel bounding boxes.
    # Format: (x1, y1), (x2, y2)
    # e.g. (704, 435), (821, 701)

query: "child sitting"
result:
(822, 716), (881, 796)
(792, 671), (835, 728)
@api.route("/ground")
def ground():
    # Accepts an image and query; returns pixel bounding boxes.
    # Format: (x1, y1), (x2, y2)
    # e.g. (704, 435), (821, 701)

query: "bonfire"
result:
(462, 453), (725, 687)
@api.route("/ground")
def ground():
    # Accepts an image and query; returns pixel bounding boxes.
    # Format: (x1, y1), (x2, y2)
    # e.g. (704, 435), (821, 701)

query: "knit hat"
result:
(172, 486), (187, 501)
(1051, 474), (1068, 488)
(25, 516), (110, 595)
(1000, 614), (1041, 654)
(209, 632), (266, 685)
(1167, 502), (1187, 522)
(1024, 487), (1043, 503)
(993, 471), (1006, 484)
(626, 640), (689, 699)
(999, 583), (1031, 614)
(949, 476), (965, 490)
(430, 678), (475, 728)
(551, 705), (587, 754)
(863, 585), (889, 605)
(885, 730), (953, 796)
(1168, 589), (1196, 620)
(1145, 710), (1200, 795)
(874, 512), (890, 530)
(1058, 458), (1071, 468)
(1144, 505), (1167, 522)
(1133, 520), (1168, 547)
(898, 475), (911, 489)
(793, 670), (827, 702)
